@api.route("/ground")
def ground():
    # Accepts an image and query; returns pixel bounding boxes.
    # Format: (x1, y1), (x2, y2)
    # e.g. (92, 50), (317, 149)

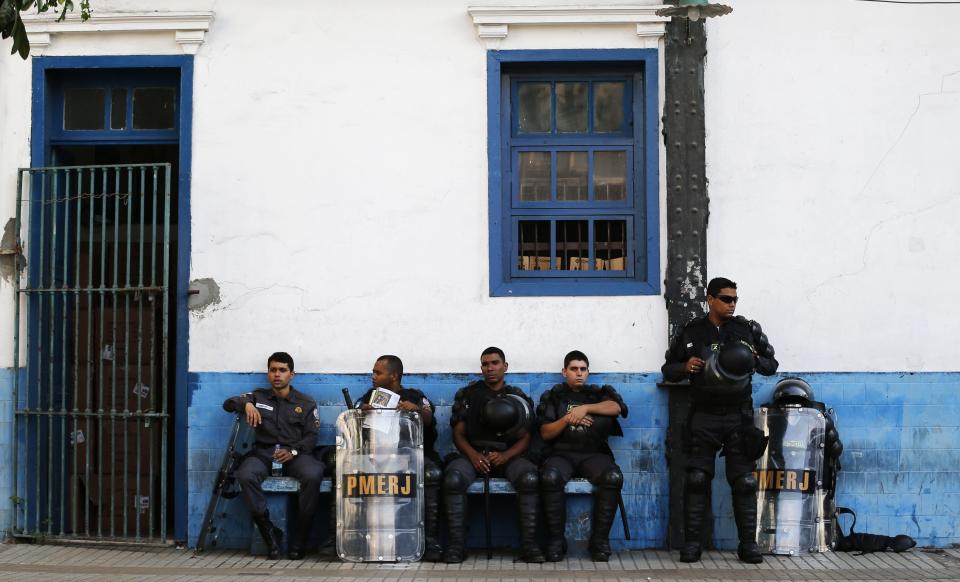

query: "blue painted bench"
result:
(256, 476), (628, 559)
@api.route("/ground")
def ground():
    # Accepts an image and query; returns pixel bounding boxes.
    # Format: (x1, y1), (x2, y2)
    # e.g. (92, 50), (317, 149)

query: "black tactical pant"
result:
(236, 447), (325, 522)
(540, 451), (621, 484)
(444, 455), (537, 487)
(684, 408), (756, 479)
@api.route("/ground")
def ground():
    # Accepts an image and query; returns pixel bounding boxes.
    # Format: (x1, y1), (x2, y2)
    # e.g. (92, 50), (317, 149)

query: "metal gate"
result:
(13, 163), (171, 542)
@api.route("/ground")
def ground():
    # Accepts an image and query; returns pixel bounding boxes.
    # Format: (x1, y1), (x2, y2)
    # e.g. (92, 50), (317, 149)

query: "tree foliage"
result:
(0, 0), (91, 59)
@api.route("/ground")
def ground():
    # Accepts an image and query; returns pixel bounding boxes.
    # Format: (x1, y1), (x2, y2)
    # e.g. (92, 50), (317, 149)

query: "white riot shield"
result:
(336, 409), (424, 562)
(755, 405), (829, 555)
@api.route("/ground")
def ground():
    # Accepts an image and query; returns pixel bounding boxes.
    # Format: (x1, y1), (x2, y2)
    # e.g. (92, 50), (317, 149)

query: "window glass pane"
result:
(557, 152), (587, 201)
(594, 82), (625, 133)
(594, 220), (627, 271)
(518, 220), (552, 271)
(594, 151), (627, 201)
(557, 220), (589, 271)
(133, 87), (176, 130)
(64, 88), (105, 130)
(519, 152), (551, 201)
(556, 82), (587, 133)
(518, 83), (551, 133)
(111, 88), (127, 130)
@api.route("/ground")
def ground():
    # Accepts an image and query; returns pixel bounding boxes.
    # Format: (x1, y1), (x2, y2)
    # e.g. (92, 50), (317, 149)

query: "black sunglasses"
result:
(715, 295), (739, 304)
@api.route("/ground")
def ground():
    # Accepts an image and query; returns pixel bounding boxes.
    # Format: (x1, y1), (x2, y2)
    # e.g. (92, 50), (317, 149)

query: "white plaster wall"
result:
(704, 0), (960, 372)
(0, 0), (670, 373)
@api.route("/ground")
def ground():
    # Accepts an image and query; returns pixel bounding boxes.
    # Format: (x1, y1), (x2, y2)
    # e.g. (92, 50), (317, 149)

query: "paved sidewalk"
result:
(0, 543), (958, 582)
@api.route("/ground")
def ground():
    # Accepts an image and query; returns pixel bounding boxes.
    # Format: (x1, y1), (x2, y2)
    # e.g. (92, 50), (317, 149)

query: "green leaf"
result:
(0, 0), (16, 31)
(12, 15), (29, 59)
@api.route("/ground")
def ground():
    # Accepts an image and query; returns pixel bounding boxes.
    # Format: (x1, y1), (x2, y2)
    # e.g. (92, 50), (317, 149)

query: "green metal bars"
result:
(13, 163), (171, 542)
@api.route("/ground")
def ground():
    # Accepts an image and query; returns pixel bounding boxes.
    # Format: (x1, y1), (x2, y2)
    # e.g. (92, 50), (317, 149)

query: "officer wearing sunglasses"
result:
(661, 277), (778, 564)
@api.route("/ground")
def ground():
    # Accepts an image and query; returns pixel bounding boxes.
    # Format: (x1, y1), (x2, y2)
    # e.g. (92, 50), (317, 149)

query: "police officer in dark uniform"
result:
(223, 352), (324, 560)
(442, 347), (545, 564)
(661, 277), (778, 564)
(354, 355), (444, 562)
(538, 350), (628, 562)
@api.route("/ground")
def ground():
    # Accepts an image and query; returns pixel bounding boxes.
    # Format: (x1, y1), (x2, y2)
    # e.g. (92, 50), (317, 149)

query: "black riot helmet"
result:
(717, 340), (756, 378)
(772, 377), (814, 404)
(700, 340), (756, 396)
(481, 394), (531, 439)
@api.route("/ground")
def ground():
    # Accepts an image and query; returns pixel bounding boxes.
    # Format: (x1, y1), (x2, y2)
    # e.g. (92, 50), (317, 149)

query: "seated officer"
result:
(355, 355), (444, 562)
(223, 352), (324, 560)
(538, 350), (628, 562)
(442, 347), (545, 564)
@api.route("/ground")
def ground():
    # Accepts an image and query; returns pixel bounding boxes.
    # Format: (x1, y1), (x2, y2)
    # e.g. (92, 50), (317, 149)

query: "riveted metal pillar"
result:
(662, 17), (711, 550)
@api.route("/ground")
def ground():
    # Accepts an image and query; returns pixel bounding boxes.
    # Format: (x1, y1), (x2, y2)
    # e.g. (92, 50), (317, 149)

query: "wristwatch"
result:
(291, 449), (299, 457)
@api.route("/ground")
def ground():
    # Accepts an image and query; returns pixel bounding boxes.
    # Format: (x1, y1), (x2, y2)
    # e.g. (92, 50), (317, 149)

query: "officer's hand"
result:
(469, 451), (490, 474)
(273, 448), (294, 463)
(397, 400), (419, 413)
(685, 357), (705, 374)
(566, 406), (589, 425)
(244, 402), (262, 427)
(486, 452), (507, 467)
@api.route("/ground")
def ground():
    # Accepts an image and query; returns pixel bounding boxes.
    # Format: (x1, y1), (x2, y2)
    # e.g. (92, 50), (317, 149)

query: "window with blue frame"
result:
(488, 51), (659, 297)
(48, 69), (180, 144)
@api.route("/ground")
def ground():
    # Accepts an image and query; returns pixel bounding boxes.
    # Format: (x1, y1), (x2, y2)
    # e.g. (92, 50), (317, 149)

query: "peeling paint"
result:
(188, 278), (221, 312)
(0, 218), (26, 283)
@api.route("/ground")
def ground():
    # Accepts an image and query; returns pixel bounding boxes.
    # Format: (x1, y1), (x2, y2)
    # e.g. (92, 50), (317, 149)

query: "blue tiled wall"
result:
(187, 371), (960, 550)
(187, 372), (667, 550)
(711, 373), (960, 549)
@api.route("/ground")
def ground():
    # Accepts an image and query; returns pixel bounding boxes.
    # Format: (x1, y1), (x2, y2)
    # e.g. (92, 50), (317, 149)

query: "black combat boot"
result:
(680, 469), (709, 563)
(317, 495), (338, 560)
(287, 515), (313, 560)
(733, 492), (763, 564)
(732, 474), (763, 564)
(252, 510), (283, 560)
(423, 483), (443, 562)
(588, 488), (620, 562)
(443, 492), (467, 563)
(541, 488), (567, 561)
(517, 493), (546, 563)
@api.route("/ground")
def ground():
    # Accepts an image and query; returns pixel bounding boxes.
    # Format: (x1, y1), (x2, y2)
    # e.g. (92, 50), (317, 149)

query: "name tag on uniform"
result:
(255, 403), (274, 411)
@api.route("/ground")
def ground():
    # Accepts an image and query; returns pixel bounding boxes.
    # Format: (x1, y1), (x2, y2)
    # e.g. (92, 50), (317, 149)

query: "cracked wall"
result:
(704, 0), (960, 372)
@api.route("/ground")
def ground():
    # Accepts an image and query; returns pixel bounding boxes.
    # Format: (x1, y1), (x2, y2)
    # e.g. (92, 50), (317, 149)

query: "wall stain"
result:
(0, 218), (26, 283)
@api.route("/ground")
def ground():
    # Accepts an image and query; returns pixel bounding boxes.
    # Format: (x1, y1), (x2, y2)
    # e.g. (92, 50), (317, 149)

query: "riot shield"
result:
(336, 409), (424, 562)
(755, 405), (829, 555)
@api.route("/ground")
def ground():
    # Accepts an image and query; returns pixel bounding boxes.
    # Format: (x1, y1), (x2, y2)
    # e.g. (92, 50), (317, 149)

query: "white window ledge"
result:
(467, 5), (669, 41)
(21, 11), (215, 55)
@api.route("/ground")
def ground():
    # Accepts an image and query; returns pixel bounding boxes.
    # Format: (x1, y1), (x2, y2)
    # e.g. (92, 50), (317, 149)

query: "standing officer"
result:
(538, 350), (628, 562)
(223, 352), (323, 560)
(661, 277), (778, 564)
(354, 355), (444, 562)
(442, 347), (545, 564)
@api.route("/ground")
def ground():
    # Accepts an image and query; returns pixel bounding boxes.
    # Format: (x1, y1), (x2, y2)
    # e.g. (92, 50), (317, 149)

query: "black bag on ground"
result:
(835, 507), (916, 553)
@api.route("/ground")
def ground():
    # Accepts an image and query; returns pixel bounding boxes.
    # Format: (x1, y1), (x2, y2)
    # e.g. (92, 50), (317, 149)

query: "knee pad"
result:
(442, 469), (469, 493)
(598, 468), (623, 490)
(424, 465), (443, 487)
(540, 467), (565, 491)
(731, 473), (758, 496)
(685, 469), (710, 494)
(514, 470), (539, 493)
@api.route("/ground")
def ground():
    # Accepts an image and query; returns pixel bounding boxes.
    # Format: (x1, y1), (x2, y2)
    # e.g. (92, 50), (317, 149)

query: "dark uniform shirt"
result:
(537, 383), (628, 454)
(356, 385), (440, 463)
(662, 315), (779, 407)
(223, 387), (320, 455)
(450, 380), (535, 452)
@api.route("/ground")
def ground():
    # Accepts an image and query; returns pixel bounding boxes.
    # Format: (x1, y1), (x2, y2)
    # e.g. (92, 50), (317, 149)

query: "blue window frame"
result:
(487, 50), (660, 296)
